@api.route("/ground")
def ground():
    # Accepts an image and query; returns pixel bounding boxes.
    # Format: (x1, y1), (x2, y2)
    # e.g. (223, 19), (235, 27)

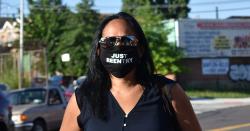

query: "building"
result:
(0, 18), (19, 49)
(166, 18), (250, 89)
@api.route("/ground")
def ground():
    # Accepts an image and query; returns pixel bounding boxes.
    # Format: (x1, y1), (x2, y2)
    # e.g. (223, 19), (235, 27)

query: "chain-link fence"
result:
(0, 49), (47, 89)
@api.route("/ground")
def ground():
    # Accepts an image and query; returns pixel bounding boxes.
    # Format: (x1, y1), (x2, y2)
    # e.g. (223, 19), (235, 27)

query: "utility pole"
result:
(216, 6), (219, 19)
(44, 48), (49, 88)
(19, 0), (24, 89)
(0, 0), (2, 17)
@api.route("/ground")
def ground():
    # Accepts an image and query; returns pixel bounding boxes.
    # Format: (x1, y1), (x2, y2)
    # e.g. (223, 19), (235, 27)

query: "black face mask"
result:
(100, 46), (139, 78)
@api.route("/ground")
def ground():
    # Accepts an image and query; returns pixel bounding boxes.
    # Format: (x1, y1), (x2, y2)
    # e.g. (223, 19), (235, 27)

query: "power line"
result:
(3, 0), (250, 10)
(2, 0), (250, 16)
(0, 0), (2, 16)
(191, 6), (250, 14)
(2, 7), (250, 18)
(220, 6), (250, 12)
(88, 0), (250, 9)
(13, 4), (250, 12)
(190, 0), (250, 6)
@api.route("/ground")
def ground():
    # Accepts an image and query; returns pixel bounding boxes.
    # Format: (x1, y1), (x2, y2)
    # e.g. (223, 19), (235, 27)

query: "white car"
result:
(8, 87), (67, 131)
(0, 90), (14, 131)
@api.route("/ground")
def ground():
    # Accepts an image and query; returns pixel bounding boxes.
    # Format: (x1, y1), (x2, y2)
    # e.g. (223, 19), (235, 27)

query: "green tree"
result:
(122, 0), (149, 14)
(0, 55), (19, 89)
(122, 1), (183, 75)
(152, 0), (190, 19)
(26, 0), (99, 76)
(122, 0), (190, 19)
(26, 0), (69, 74)
(56, 0), (100, 76)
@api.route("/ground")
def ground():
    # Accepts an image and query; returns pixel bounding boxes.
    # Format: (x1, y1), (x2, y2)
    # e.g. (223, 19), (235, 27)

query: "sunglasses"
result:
(98, 35), (138, 48)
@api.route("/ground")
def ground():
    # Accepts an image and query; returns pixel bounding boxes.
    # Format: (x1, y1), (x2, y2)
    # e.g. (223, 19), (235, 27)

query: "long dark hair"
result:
(79, 12), (155, 119)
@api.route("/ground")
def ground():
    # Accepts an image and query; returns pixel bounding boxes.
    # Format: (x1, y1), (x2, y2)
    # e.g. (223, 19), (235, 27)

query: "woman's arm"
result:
(60, 93), (81, 131)
(171, 84), (202, 131)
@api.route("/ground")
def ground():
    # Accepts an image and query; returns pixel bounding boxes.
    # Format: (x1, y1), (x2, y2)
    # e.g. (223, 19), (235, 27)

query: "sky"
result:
(1, 0), (250, 19)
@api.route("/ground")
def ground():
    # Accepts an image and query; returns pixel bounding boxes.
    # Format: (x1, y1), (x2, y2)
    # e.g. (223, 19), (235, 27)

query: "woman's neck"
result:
(110, 70), (139, 92)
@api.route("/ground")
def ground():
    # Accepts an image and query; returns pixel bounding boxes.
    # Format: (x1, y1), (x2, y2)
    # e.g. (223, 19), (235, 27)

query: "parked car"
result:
(0, 90), (14, 131)
(0, 83), (9, 92)
(7, 87), (67, 131)
(74, 76), (87, 88)
(64, 76), (86, 101)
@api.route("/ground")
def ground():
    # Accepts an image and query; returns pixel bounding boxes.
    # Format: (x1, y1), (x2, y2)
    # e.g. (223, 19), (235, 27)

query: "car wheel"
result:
(32, 120), (46, 131)
(0, 122), (7, 131)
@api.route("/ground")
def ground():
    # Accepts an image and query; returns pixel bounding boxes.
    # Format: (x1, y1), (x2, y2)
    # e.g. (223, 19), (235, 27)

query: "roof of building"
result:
(0, 17), (14, 28)
(227, 16), (250, 19)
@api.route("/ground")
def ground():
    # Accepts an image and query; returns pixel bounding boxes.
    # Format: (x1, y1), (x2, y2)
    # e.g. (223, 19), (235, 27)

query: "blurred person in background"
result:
(60, 12), (201, 131)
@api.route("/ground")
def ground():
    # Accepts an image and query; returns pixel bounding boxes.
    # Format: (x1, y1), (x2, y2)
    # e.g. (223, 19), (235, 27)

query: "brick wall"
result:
(177, 57), (250, 89)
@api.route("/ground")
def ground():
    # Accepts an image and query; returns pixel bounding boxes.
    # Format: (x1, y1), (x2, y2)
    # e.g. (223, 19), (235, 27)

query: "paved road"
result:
(191, 98), (250, 131)
(191, 98), (250, 114)
(197, 105), (250, 131)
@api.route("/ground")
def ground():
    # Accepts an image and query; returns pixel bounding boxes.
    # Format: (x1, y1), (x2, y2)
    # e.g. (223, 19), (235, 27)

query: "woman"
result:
(60, 12), (201, 131)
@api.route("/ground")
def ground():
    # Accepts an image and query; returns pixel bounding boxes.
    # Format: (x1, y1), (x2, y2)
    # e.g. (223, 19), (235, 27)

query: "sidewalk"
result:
(190, 97), (250, 114)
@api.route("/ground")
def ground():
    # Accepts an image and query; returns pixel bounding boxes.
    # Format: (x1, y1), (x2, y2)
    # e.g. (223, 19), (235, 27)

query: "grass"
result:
(185, 87), (250, 98)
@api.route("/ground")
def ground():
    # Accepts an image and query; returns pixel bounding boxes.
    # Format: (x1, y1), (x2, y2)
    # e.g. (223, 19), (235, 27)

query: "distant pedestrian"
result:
(60, 12), (201, 131)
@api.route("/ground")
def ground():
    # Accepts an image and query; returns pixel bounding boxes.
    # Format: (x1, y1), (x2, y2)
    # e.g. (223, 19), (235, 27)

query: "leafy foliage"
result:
(25, 0), (99, 76)
(0, 69), (19, 89)
(25, 0), (183, 76)
(26, 0), (69, 74)
(56, 0), (100, 76)
(122, 0), (190, 19)
(122, 2), (183, 75)
(151, 0), (190, 19)
(122, 0), (150, 14)
(0, 54), (30, 89)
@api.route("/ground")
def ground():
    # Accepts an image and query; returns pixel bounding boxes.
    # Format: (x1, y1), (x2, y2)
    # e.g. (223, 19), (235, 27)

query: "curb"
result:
(191, 98), (250, 114)
(191, 98), (250, 104)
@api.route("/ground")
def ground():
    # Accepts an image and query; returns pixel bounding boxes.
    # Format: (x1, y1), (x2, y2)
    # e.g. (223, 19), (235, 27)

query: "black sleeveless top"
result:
(75, 76), (177, 131)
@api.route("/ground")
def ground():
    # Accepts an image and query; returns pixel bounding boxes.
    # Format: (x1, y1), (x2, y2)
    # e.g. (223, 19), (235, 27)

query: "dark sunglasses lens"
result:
(121, 37), (131, 45)
(106, 37), (117, 47)
(100, 36), (137, 48)
(100, 37), (116, 48)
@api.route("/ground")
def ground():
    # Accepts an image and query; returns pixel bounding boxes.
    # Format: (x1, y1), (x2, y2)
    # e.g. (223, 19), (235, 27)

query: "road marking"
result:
(209, 123), (250, 131)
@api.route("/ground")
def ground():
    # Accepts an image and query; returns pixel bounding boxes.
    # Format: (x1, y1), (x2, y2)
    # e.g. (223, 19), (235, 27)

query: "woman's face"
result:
(99, 18), (143, 56)
(98, 19), (141, 78)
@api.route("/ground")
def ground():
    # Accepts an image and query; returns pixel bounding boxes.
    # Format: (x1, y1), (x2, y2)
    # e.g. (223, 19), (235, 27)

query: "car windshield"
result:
(0, 83), (8, 91)
(8, 89), (46, 105)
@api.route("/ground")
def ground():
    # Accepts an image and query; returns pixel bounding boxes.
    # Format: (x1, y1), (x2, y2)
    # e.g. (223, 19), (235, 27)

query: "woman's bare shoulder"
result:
(60, 93), (81, 131)
(170, 84), (202, 131)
